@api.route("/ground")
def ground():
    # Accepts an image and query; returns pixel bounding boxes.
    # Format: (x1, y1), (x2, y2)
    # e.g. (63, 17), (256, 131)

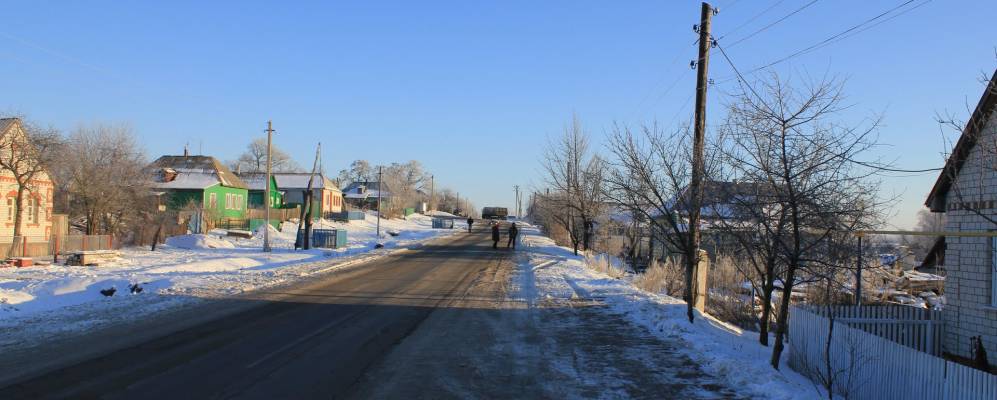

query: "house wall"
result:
(284, 188), (343, 218)
(0, 174), (54, 240)
(202, 185), (248, 219)
(247, 178), (283, 209)
(941, 107), (997, 361)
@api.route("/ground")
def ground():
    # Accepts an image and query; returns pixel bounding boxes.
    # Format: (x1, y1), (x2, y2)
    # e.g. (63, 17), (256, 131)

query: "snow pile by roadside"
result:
(165, 234), (236, 249)
(515, 223), (821, 400)
(0, 212), (463, 348)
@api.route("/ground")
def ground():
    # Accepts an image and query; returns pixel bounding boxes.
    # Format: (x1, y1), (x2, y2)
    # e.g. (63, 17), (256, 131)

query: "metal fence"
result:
(789, 306), (996, 399)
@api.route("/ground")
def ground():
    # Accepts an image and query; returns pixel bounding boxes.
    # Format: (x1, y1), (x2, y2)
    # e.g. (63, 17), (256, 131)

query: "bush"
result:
(633, 257), (685, 297)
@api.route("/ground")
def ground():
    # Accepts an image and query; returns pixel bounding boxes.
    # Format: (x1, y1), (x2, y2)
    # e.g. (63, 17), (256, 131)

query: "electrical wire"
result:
(726, 0), (820, 48)
(730, 0), (925, 79)
(716, 0), (787, 41)
(715, 41), (943, 175)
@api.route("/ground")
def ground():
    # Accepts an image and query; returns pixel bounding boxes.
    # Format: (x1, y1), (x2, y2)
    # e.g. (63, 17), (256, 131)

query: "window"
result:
(209, 193), (217, 209)
(225, 193), (232, 210)
(6, 198), (12, 222)
(26, 198), (36, 224)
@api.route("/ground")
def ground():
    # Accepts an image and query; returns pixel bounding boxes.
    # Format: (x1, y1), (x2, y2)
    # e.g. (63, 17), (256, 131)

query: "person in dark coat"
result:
(467, 217), (474, 233)
(491, 223), (500, 249)
(507, 223), (519, 249)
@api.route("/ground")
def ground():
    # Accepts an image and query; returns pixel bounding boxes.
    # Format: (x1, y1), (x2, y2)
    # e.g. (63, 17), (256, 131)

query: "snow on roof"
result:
(237, 173), (277, 191)
(148, 155), (248, 189)
(271, 173), (339, 192)
(153, 172), (222, 190)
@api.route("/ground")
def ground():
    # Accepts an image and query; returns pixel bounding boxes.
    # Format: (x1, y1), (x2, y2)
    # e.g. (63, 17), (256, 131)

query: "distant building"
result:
(237, 173), (283, 209)
(342, 181), (391, 210)
(272, 173), (343, 219)
(148, 154), (249, 221)
(924, 68), (997, 363)
(0, 118), (54, 239)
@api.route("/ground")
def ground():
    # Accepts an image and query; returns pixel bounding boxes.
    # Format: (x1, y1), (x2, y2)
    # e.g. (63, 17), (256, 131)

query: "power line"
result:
(726, 0), (820, 48)
(728, 0), (926, 79)
(715, 41), (943, 176)
(716, 0), (787, 41)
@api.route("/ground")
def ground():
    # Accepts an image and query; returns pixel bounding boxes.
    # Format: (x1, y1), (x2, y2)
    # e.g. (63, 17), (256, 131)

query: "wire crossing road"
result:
(0, 225), (740, 399)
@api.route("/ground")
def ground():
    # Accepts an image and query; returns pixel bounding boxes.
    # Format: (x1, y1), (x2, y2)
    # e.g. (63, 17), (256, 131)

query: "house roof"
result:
(342, 181), (391, 199)
(236, 173), (279, 191)
(271, 172), (340, 192)
(668, 180), (769, 220)
(0, 118), (18, 135)
(148, 155), (248, 190)
(925, 69), (997, 212)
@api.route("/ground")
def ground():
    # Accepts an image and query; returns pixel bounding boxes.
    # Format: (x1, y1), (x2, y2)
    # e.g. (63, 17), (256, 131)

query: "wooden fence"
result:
(0, 235), (118, 258)
(806, 304), (944, 355)
(789, 306), (996, 399)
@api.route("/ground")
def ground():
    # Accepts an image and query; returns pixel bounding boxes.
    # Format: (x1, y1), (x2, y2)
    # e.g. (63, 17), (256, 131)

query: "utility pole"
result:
(263, 120), (274, 253)
(687, 1), (713, 319)
(376, 166), (383, 240)
(514, 185), (520, 218)
(430, 174), (435, 212)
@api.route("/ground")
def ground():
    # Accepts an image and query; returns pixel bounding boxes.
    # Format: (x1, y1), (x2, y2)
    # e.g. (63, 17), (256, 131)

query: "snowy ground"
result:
(0, 212), (462, 349)
(515, 223), (824, 400)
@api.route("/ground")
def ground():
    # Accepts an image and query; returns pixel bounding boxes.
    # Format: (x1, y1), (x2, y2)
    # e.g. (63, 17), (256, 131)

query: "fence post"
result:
(53, 235), (59, 263)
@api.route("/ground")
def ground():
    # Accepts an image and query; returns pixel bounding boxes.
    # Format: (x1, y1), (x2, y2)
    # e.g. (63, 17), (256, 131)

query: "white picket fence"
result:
(789, 306), (996, 399)
(807, 304), (944, 355)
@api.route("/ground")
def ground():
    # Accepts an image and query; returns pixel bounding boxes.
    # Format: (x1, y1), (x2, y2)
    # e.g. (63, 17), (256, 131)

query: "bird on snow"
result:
(129, 283), (143, 294)
(100, 287), (116, 297)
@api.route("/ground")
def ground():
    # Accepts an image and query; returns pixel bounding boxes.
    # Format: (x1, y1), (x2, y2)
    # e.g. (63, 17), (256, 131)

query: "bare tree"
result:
(539, 116), (607, 255)
(719, 73), (884, 369)
(337, 159), (374, 187)
(230, 137), (299, 174)
(0, 117), (63, 237)
(51, 123), (150, 235)
(604, 121), (720, 323)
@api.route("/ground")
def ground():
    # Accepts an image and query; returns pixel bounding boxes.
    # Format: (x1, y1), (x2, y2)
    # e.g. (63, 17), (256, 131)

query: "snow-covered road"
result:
(0, 213), (462, 352)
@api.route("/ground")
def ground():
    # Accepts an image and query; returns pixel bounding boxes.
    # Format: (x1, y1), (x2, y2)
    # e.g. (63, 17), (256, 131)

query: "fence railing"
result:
(789, 306), (996, 399)
(0, 235), (118, 258)
(805, 304), (944, 355)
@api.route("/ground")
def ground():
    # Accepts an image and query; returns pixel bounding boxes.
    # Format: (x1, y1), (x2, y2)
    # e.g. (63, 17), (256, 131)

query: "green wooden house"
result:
(149, 155), (249, 220)
(239, 173), (283, 209)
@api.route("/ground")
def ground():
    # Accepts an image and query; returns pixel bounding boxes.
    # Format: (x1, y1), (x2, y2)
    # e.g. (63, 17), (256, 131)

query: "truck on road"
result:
(481, 207), (509, 220)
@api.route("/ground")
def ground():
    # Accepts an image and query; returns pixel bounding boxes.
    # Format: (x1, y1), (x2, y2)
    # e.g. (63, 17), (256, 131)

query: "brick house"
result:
(924, 68), (997, 363)
(0, 118), (54, 240)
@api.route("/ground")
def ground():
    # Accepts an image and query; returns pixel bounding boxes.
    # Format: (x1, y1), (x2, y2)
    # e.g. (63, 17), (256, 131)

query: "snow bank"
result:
(165, 234), (236, 249)
(515, 223), (821, 400)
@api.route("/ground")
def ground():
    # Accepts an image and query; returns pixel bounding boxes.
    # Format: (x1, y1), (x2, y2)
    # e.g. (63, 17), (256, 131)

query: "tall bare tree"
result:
(719, 73), (884, 369)
(52, 123), (150, 235)
(0, 117), (63, 237)
(230, 137), (299, 174)
(605, 121), (720, 323)
(540, 116), (606, 255)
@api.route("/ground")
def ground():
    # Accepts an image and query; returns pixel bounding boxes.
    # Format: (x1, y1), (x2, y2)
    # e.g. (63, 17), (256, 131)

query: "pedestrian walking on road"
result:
(491, 223), (500, 249)
(467, 217), (474, 233)
(507, 223), (519, 249)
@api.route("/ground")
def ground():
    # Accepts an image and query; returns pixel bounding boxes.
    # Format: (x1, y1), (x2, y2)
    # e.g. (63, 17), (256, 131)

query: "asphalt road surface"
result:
(0, 224), (741, 399)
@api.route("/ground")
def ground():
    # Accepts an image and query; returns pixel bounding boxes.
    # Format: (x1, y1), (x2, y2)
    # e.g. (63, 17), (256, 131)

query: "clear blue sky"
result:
(1, 1), (993, 227)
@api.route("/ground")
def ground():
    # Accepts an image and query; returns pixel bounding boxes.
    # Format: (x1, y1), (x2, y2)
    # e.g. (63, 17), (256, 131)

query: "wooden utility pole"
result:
(430, 174), (435, 212)
(264, 120), (274, 252)
(514, 185), (520, 218)
(376, 166), (383, 239)
(687, 1), (713, 321)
